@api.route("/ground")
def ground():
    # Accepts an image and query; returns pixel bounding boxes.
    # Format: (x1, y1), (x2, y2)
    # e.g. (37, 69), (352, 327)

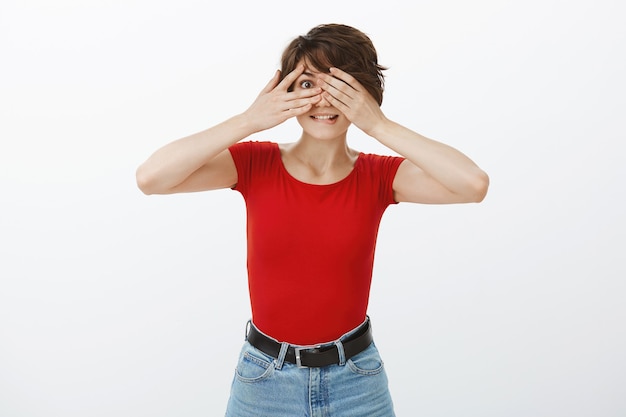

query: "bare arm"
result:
(318, 67), (489, 204)
(136, 115), (250, 194)
(136, 65), (322, 195)
(369, 121), (489, 203)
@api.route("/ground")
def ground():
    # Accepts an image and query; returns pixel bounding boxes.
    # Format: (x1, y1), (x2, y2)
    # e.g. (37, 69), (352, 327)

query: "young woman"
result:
(137, 23), (488, 417)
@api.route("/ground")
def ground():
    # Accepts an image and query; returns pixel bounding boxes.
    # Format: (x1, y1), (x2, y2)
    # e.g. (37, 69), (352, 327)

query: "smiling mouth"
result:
(311, 115), (338, 120)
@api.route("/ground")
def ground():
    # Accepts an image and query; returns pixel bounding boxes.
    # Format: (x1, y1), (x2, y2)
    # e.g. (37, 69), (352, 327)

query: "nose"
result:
(315, 94), (330, 107)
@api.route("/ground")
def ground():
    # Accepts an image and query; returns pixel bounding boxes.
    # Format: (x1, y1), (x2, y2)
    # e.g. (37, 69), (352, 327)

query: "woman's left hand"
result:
(317, 67), (388, 136)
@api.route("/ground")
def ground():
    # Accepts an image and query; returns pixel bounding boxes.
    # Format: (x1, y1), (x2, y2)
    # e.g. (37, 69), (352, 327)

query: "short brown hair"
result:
(280, 24), (387, 105)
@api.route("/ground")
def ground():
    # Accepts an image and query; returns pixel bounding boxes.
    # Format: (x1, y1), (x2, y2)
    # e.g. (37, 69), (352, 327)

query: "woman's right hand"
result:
(136, 65), (321, 195)
(242, 65), (322, 133)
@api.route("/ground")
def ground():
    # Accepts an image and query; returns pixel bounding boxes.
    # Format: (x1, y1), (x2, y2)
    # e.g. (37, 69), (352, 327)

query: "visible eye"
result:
(299, 80), (314, 89)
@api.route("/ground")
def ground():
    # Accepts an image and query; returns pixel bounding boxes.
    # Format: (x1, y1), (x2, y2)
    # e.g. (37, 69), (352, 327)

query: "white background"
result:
(1, 0), (625, 416)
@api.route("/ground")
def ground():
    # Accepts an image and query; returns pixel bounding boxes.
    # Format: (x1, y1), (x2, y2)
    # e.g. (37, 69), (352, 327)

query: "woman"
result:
(137, 23), (488, 417)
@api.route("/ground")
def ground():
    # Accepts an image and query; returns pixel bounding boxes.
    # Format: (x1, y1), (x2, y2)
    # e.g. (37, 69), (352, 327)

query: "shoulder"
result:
(229, 142), (281, 193)
(229, 141), (284, 184)
(229, 140), (279, 163)
(353, 153), (405, 205)
(229, 140), (278, 154)
(357, 152), (405, 173)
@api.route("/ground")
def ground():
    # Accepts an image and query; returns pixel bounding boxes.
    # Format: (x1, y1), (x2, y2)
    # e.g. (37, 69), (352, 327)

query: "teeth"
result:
(313, 115), (336, 120)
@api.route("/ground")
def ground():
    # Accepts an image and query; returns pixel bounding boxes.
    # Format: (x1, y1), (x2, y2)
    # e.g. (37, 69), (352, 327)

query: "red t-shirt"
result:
(229, 141), (404, 345)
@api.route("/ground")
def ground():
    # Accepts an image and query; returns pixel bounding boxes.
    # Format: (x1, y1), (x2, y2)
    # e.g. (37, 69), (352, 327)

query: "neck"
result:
(279, 133), (359, 185)
(291, 133), (353, 167)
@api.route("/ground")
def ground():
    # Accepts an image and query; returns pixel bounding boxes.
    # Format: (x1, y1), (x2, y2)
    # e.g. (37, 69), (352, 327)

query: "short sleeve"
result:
(228, 141), (276, 196)
(363, 153), (405, 205)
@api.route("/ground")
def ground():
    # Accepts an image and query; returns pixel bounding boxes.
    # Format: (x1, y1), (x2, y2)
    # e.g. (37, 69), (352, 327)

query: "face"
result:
(293, 61), (352, 141)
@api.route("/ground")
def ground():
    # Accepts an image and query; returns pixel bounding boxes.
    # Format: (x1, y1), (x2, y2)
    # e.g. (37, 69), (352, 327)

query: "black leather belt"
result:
(246, 319), (373, 368)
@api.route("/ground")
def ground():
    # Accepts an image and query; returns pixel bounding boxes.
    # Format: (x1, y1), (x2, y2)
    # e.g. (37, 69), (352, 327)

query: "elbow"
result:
(470, 171), (490, 203)
(135, 165), (157, 195)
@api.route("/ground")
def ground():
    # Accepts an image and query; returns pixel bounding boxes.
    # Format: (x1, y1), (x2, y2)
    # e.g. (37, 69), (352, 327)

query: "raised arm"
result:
(318, 67), (489, 204)
(136, 65), (322, 195)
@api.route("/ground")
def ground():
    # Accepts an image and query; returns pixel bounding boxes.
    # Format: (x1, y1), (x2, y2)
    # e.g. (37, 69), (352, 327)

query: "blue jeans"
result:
(225, 322), (395, 417)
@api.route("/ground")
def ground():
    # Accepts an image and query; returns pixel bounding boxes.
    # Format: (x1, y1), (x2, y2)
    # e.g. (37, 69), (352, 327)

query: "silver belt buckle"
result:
(294, 345), (322, 368)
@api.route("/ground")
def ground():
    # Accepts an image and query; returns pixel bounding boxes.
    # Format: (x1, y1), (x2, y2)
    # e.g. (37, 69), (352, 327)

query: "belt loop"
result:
(335, 339), (346, 366)
(275, 342), (289, 370)
(245, 320), (251, 341)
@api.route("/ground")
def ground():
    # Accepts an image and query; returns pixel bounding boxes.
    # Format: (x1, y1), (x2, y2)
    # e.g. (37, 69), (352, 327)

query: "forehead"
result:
(297, 58), (325, 77)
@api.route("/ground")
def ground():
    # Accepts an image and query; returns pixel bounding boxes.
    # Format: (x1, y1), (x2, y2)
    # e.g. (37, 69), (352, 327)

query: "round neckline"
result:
(274, 142), (362, 187)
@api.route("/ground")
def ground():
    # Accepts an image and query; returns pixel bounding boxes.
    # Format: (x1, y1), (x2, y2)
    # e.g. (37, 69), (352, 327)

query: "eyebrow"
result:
(301, 64), (323, 76)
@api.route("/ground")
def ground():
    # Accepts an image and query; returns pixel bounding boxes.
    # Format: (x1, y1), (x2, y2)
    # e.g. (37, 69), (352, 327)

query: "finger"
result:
(286, 94), (322, 109)
(276, 64), (306, 91)
(320, 77), (355, 102)
(328, 67), (361, 90)
(286, 87), (322, 101)
(282, 102), (314, 118)
(321, 91), (348, 111)
(280, 94), (322, 118)
(319, 77), (353, 104)
(260, 70), (281, 94)
(321, 68), (361, 100)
